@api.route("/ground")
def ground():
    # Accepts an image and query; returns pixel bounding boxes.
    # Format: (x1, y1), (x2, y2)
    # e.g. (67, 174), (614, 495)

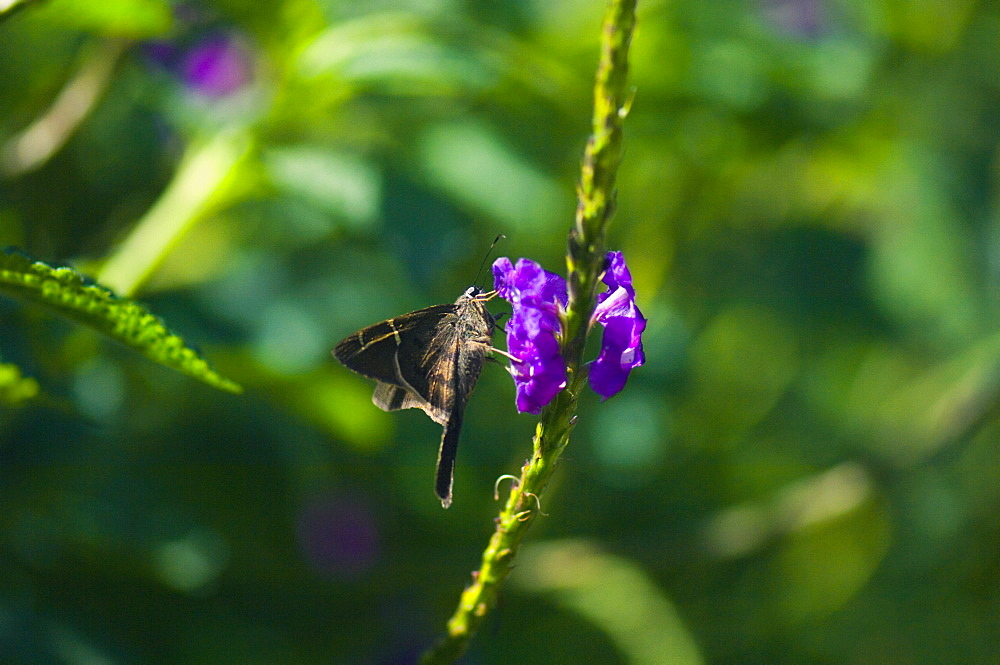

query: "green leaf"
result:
(25, 0), (172, 38)
(0, 248), (242, 394)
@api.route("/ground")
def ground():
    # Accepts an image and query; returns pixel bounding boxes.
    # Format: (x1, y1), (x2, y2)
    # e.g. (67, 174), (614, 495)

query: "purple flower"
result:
(143, 27), (254, 99)
(180, 33), (252, 97)
(296, 493), (379, 578)
(492, 251), (645, 411)
(493, 257), (568, 311)
(760, 0), (826, 39)
(589, 251), (646, 399)
(492, 258), (568, 414)
(506, 307), (567, 414)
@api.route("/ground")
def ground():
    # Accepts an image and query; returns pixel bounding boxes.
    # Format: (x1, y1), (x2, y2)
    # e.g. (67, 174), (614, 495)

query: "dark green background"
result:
(2, 0), (999, 663)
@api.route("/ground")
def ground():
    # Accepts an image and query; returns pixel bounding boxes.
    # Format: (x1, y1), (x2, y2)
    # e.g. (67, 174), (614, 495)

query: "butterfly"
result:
(334, 287), (499, 507)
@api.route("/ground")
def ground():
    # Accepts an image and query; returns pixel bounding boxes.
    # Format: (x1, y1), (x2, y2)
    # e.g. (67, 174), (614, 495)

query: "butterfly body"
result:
(333, 287), (496, 507)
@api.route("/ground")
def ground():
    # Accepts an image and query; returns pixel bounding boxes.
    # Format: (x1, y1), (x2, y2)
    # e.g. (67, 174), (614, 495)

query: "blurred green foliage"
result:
(2, 0), (999, 663)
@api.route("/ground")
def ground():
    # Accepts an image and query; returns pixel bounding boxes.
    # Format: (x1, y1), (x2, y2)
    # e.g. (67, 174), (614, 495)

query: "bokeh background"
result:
(2, 0), (1000, 663)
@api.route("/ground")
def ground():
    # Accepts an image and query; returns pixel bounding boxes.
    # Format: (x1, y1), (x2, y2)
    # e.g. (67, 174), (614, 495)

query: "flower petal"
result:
(492, 257), (516, 301)
(505, 308), (567, 413)
(493, 257), (567, 309)
(589, 251), (646, 399)
(589, 315), (646, 399)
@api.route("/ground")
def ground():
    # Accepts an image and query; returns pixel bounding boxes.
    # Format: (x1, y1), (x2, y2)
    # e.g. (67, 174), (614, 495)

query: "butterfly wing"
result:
(334, 304), (456, 424)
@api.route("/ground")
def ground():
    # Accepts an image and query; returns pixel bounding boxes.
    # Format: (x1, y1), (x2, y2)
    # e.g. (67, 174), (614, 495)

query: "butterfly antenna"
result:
(474, 234), (506, 289)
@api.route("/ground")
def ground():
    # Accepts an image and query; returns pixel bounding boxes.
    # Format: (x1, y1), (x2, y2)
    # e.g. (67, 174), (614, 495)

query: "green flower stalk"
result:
(419, 0), (638, 662)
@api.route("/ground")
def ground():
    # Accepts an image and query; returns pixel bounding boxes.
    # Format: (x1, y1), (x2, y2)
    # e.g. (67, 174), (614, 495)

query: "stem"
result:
(1, 39), (127, 177)
(564, 0), (636, 362)
(96, 130), (251, 298)
(419, 1), (636, 663)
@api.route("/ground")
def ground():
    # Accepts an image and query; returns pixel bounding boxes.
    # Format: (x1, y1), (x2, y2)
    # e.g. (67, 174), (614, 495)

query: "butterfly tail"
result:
(435, 408), (463, 508)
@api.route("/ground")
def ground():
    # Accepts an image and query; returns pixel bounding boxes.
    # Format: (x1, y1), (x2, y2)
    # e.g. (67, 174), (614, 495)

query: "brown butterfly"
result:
(333, 287), (499, 508)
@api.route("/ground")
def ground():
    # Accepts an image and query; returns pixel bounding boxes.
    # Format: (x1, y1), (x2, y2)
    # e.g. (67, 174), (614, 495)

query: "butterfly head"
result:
(462, 286), (498, 302)
(454, 286), (497, 335)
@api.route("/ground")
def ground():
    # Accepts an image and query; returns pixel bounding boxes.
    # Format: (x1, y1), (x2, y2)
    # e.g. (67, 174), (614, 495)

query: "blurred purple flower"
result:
(180, 33), (252, 97)
(296, 493), (379, 577)
(143, 40), (179, 68)
(492, 257), (568, 414)
(589, 251), (646, 399)
(759, 0), (826, 39)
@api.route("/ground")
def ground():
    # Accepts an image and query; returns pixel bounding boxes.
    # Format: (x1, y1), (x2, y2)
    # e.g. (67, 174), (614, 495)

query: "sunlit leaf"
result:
(515, 540), (705, 665)
(0, 248), (242, 393)
(26, 0), (172, 37)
